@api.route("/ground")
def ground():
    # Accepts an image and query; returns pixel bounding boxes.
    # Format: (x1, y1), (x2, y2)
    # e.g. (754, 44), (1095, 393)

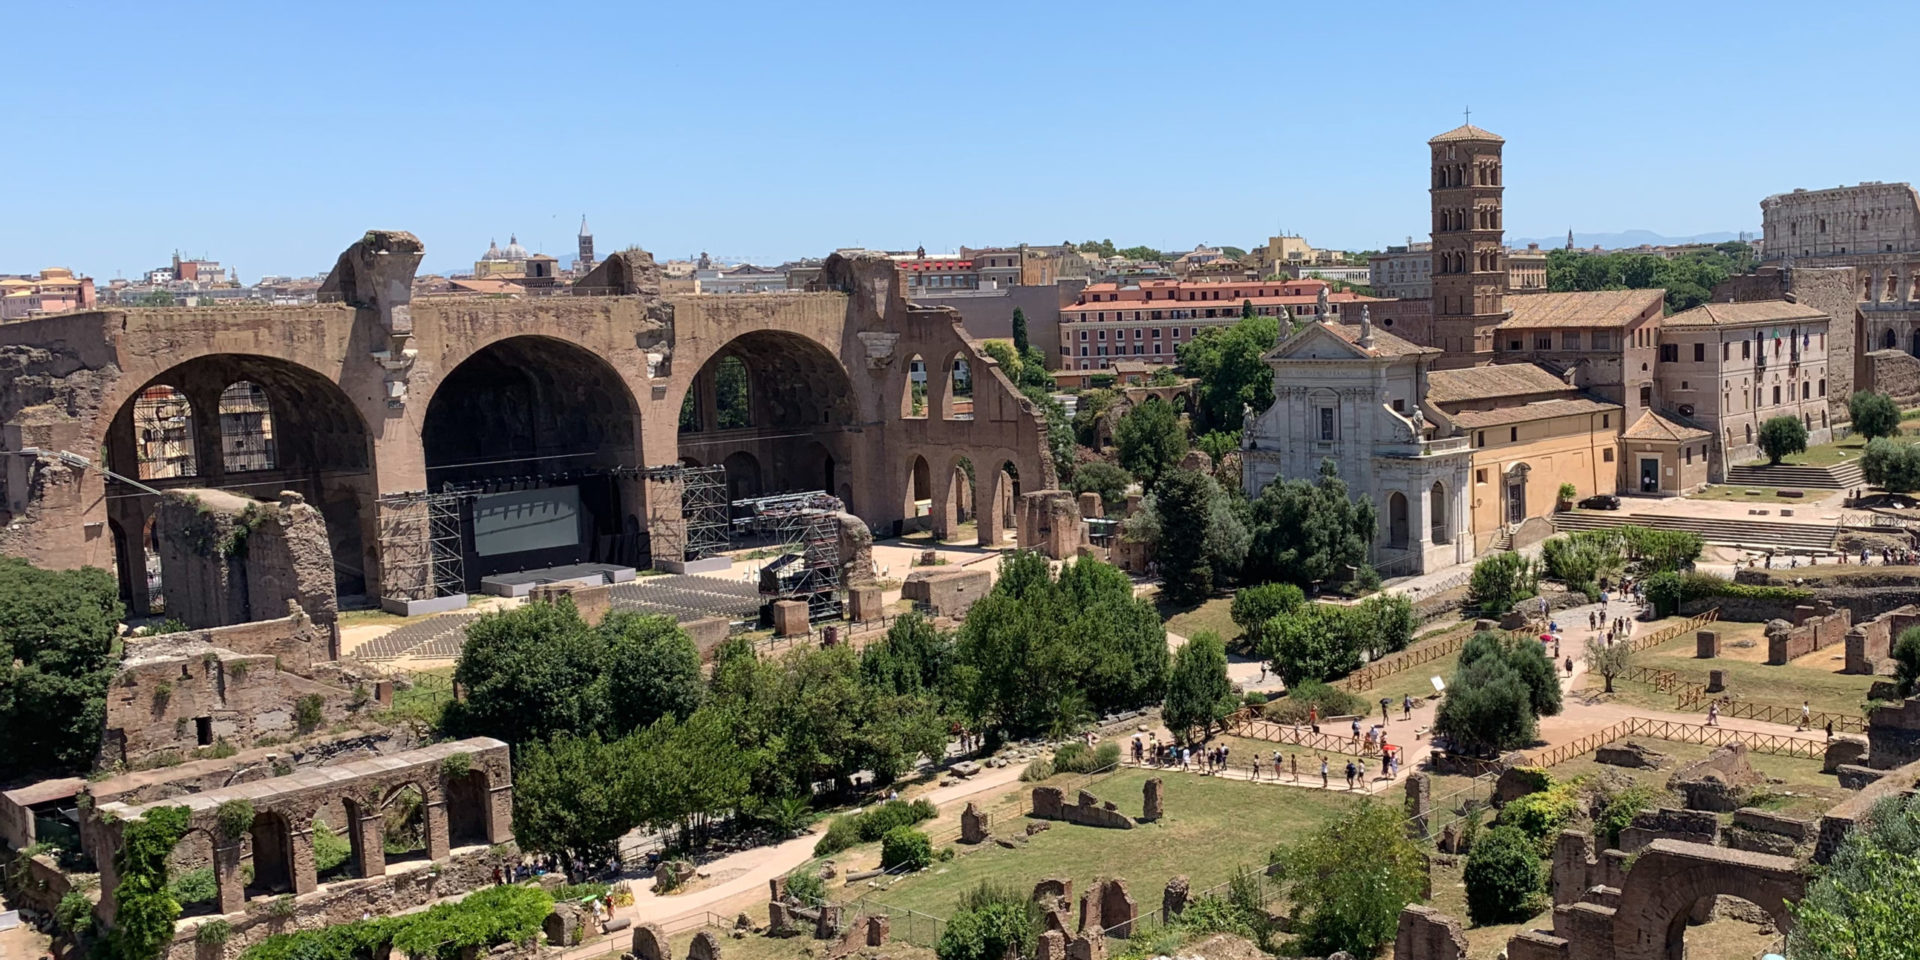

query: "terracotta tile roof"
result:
(1063, 292), (1372, 316)
(447, 278), (525, 295)
(1426, 363), (1572, 406)
(1445, 398), (1620, 429)
(1429, 123), (1504, 143)
(1662, 300), (1828, 327)
(1498, 289), (1665, 330)
(1622, 409), (1710, 441)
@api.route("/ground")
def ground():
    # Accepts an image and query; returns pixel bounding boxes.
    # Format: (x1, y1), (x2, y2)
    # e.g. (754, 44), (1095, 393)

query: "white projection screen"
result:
(472, 486), (582, 557)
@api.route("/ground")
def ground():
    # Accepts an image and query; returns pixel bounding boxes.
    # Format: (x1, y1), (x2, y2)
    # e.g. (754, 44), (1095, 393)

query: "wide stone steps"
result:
(1724, 460), (1864, 490)
(1550, 510), (1838, 552)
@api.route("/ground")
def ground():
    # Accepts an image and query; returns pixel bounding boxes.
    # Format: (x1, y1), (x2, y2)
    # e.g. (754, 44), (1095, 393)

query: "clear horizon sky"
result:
(8, 1), (1918, 280)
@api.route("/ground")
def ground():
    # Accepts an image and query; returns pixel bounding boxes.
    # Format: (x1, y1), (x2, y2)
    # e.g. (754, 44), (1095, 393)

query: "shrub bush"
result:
(880, 826), (932, 871)
(1262, 679), (1367, 725)
(215, 798), (254, 841)
(1895, 627), (1920, 697)
(1468, 553), (1537, 616)
(1019, 758), (1055, 782)
(312, 819), (351, 875)
(1052, 742), (1120, 774)
(1592, 785), (1656, 849)
(784, 870), (826, 906)
(1643, 571), (1811, 617)
(1464, 826), (1546, 924)
(1242, 691), (1268, 707)
(812, 816), (860, 857)
(936, 884), (1038, 960)
(56, 890), (93, 937)
(167, 867), (217, 906)
(1495, 780), (1580, 852)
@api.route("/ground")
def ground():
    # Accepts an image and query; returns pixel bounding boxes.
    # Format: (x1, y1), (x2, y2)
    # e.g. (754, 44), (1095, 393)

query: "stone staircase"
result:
(1724, 459), (1865, 490)
(1551, 510), (1840, 552)
(1489, 528), (1514, 552)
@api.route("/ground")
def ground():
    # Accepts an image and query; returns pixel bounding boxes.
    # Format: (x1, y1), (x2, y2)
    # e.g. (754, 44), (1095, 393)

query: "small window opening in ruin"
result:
(195, 717), (213, 746)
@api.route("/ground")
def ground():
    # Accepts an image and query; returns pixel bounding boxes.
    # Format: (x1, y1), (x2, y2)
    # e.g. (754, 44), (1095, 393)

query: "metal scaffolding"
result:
(375, 490), (467, 603)
(645, 464), (730, 562)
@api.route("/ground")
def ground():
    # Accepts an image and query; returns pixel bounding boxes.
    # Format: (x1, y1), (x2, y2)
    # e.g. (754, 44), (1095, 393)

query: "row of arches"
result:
(902, 453), (1019, 544)
(1383, 482), (1452, 550)
(1432, 160), (1501, 189)
(1433, 250), (1499, 275)
(1435, 206), (1501, 233)
(899, 354), (974, 421)
(129, 381), (278, 480)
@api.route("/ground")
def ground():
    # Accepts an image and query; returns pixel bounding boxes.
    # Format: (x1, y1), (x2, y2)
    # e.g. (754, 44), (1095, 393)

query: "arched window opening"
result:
(133, 384), (197, 479)
(903, 354), (928, 418)
(381, 784), (429, 865)
(947, 358), (974, 420)
(1430, 482), (1449, 544)
(715, 355), (751, 429)
(1387, 492), (1410, 549)
(218, 381), (276, 472)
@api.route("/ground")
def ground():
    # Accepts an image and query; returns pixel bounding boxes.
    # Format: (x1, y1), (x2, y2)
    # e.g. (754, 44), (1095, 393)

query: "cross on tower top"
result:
(1463, 106), (1471, 125)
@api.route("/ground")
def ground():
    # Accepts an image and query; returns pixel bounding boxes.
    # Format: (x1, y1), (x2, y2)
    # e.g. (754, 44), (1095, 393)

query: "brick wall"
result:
(1767, 601), (1851, 664)
(1864, 349), (1920, 406)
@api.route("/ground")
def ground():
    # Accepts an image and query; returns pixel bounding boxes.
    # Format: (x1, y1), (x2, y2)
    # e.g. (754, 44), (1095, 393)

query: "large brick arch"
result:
(1610, 840), (1804, 960)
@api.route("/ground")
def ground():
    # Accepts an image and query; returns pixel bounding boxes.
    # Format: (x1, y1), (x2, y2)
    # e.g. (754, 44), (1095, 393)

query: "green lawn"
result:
(1582, 623), (1876, 718)
(1684, 485), (1821, 503)
(1162, 596), (1240, 644)
(1547, 738), (1846, 820)
(853, 768), (1356, 919)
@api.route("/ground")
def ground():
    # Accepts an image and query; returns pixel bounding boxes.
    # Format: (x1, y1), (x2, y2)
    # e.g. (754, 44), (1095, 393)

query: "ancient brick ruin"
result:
(1030, 787), (1136, 829)
(1764, 600), (1849, 664)
(0, 233), (1082, 618)
(1842, 603), (1920, 675)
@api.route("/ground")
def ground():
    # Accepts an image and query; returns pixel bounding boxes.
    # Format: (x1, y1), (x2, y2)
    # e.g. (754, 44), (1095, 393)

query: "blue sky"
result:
(7, 1), (1918, 279)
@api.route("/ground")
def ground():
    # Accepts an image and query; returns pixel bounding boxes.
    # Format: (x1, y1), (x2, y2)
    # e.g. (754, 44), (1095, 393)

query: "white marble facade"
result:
(1241, 320), (1474, 576)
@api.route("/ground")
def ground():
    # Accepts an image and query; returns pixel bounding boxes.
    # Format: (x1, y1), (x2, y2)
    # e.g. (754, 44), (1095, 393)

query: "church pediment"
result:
(1266, 323), (1372, 361)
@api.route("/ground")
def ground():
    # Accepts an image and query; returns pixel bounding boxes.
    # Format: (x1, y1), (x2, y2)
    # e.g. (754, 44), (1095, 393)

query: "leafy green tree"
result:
(1240, 299), (1256, 320)
(1072, 388), (1118, 447)
(1468, 552), (1538, 616)
(630, 705), (757, 842)
(1264, 604), (1363, 686)
(1862, 437), (1920, 492)
(1177, 313), (1279, 433)
(1584, 638), (1633, 693)
(1851, 391), (1903, 441)
(1788, 792), (1920, 960)
(1894, 627), (1920, 697)
(136, 290), (176, 307)
(1459, 631), (1561, 719)
(1148, 367), (1183, 386)
(1355, 593), (1418, 659)
(1118, 245), (1163, 262)
(101, 806), (191, 960)
(1244, 459), (1376, 588)
(1164, 631), (1235, 742)
(880, 826), (932, 869)
(1272, 801), (1425, 958)
(1545, 247), (1757, 313)
(1196, 429), (1239, 470)
(1231, 583), (1304, 651)
(511, 732), (634, 867)
(956, 552), (1166, 736)
(1022, 385), (1075, 486)
(1758, 415), (1809, 465)
(860, 612), (952, 699)
(1434, 644), (1538, 756)
(1464, 826), (1546, 924)
(1071, 461), (1133, 514)
(1114, 396), (1188, 490)
(0, 559), (124, 778)
(1011, 308), (1030, 355)
(1148, 468), (1233, 602)
(445, 599), (609, 745)
(599, 612), (703, 734)
(1076, 239), (1118, 259)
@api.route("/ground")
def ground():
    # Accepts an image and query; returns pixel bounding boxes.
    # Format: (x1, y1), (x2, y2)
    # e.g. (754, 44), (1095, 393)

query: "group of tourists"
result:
(1128, 733), (1398, 791)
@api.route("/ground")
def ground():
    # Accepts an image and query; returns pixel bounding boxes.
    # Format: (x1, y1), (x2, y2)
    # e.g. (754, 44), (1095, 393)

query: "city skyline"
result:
(7, 0), (1917, 278)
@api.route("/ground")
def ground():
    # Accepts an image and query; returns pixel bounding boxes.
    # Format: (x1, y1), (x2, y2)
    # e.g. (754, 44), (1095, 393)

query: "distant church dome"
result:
(503, 235), (528, 261)
(483, 238), (503, 260)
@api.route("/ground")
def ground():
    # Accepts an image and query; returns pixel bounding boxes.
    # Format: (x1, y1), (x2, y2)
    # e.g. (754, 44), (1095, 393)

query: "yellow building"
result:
(1427, 364), (1623, 551)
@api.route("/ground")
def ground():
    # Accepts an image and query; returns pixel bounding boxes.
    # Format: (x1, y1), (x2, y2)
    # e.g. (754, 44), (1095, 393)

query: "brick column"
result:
(424, 796), (451, 861)
(975, 470), (1005, 547)
(289, 821), (318, 894)
(354, 802), (387, 878)
(214, 840), (245, 915)
(488, 781), (515, 845)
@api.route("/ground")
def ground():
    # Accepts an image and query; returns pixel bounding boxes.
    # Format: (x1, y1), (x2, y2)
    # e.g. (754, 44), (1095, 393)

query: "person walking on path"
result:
(1707, 701), (1720, 727)
(1343, 760), (1356, 790)
(1320, 755), (1329, 789)
(1798, 701), (1811, 732)
(1402, 694), (1414, 720)
(1381, 698), (1392, 723)
(1290, 753), (1298, 782)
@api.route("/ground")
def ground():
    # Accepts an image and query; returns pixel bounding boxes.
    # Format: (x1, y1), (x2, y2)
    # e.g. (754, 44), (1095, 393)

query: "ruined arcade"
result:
(0, 232), (1061, 615)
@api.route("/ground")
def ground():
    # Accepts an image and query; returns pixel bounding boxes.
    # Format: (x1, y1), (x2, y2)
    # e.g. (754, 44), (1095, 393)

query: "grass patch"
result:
(386, 667), (455, 729)
(1684, 486), (1823, 503)
(862, 768), (1354, 918)
(1160, 596), (1240, 644)
(1580, 622), (1875, 717)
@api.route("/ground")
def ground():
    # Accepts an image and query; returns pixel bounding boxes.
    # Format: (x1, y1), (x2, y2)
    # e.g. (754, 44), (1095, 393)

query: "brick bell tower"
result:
(1428, 119), (1508, 367)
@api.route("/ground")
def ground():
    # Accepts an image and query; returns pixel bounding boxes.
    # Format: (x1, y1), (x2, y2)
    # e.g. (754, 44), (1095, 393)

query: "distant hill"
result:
(1509, 229), (1756, 251)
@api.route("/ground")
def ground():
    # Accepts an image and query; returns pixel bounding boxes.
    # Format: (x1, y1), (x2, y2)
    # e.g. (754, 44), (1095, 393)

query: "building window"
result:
(1819, 378), (1827, 396)
(1392, 398), (1405, 412)
(1079, 346), (1088, 356)
(1685, 446), (1693, 465)
(1803, 382), (1810, 399)
(1693, 343), (1705, 362)
(1603, 449), (1614, 462)
(1563, 332), (1582, 350)
(1098, 330), (1106, 340)
(1722, 342), (1730, 361)
(1593, 331), (1612, 350)
(1508, 339), (1522, 350)
(1773, 385), (1782, 404)
(1079, 330), (1087, 340)
(1509, 427), (1519, 442)
(1602, 414), (1610, 428)
(1319, 408), (1335, 441)
(1741, 340), (1751, 359)
(1659, 344), (1678, 362)
(1475, 431), (1486, 448)
(1475, 468), (1487, 484)
(1681, 381), (1689, 390)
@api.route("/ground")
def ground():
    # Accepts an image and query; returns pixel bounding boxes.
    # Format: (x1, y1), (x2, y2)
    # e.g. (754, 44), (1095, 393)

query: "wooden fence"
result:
(1519, 715), (1826, 768)
(1221, 712), (1387, 757)
(1623, 608), (1720, 654)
